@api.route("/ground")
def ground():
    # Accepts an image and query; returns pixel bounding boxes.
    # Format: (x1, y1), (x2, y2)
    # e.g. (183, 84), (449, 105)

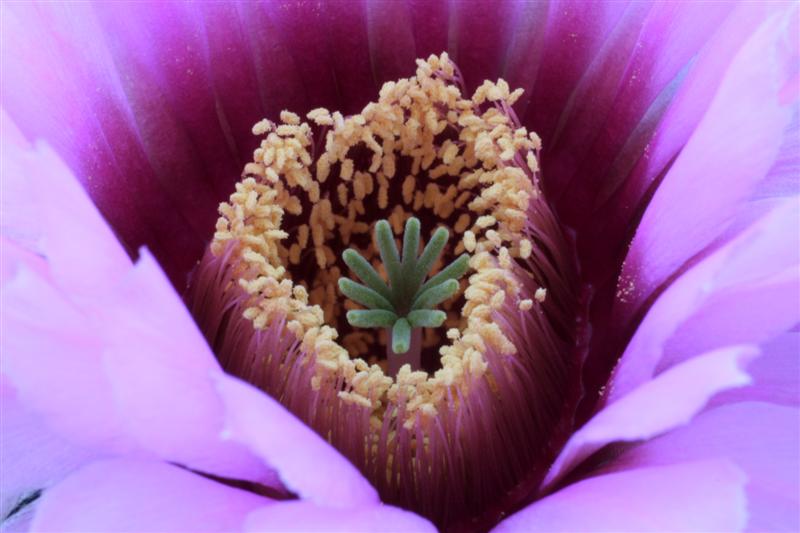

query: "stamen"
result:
(192, 52), (581, 529)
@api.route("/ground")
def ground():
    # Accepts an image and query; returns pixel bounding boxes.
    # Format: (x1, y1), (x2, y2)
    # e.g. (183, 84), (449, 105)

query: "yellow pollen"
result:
(212, 52), (545, 426)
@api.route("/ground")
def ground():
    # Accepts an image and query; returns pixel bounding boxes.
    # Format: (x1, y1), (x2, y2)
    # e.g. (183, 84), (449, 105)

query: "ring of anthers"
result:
(197, 52), (576, 525)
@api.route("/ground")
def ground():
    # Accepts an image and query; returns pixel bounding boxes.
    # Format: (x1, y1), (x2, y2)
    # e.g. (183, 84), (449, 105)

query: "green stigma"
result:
(338, 217), (470, 356)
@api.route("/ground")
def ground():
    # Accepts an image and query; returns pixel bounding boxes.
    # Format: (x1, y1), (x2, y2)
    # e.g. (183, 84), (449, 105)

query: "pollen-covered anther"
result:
(200, 51), (574, 527)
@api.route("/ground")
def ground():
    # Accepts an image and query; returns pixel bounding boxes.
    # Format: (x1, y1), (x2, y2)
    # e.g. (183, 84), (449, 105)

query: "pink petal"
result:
(0, 378), (98, 532)
(659, 266), (798, 371)
(244, 501), (436, 532)
(0, 112), (131, 302)
(542, 345), (755, 490)
(712, 333), (800, 407)
(1, 112), (41, 251)
(1, 3), (242, 286)
(1, 249), (272, 485)
(610, 199), (799, 401)
(587, 2), (790, 258)
(547, 2), (733, 213)
(97, 248), (274, 483)
(1, 1), (402, 285)
(615, 5), (798, 321)
(213, 374), (378, 508)
(494, 460), (747, 533)
(30, 459), (270, 532)
(3, 0), (769, 290)
(609, 402), (799, 532)
(1, 133), (270, 484)
(2, 261), (131, 451)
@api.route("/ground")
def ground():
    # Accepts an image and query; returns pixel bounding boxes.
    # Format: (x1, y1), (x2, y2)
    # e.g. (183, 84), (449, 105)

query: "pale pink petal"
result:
(609, 402), (799, 532)
(1, 133), (270, 484)
(615, 6), (798, 321)
(244, 501), (436, 533)
(542, 345), (755, 489)
(213, 374), (378, 508)
(1, 260), (131, 452)
(713, 333), (800, 407)
(1, 112), (41, 251)
(0, 252), (273, 484)
(610, 199), (799, 400)
(494, 461), (747, 533)
(659, 266), (798, 370)
(30, 459), (270, 532)
(0, 379), (98, 532)
(97, 248), (274, 483)
(0, 112), (131, 302)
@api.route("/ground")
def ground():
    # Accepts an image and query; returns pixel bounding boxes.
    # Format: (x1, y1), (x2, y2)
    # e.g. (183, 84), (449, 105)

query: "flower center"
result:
(189, 53), (581, 528)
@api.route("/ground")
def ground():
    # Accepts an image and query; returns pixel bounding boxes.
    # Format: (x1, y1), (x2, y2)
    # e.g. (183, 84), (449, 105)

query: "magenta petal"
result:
(611, 402), (799, 532)
(30, 459), (270, 532)
(213, 374), (378, 508)
(2, 3), (249, 286)
(244, 501), (436, 532)
(588, 2), (788, 241)
(543, 345), (755, 490)
(546, 2), (733, 212)
(610, 199), (799, 400)
(511, 1), (630, 139)
(495, 460), (747, 533)
(615, 6), (798, 321)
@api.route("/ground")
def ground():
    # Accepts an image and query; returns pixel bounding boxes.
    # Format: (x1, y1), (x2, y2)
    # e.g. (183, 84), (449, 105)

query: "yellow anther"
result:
(340, 158), (354, 181)
(213, 50), (548, 427)
(476, 215), (496, 229)
(316, 154), (331, 183)
(280, 110), (301, 125)
(307, 107), (333, 126)
(454, 213), (471, 234)
(252, 119), (273, 135)
(519, 239), (532, 259)
(337, 183), (349, 207)
(464, 231), (477, 252)
(535, 287), (547, 302)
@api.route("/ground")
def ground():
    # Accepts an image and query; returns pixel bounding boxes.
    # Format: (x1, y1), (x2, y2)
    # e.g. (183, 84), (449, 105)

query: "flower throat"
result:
(189, 53), (580, 529)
